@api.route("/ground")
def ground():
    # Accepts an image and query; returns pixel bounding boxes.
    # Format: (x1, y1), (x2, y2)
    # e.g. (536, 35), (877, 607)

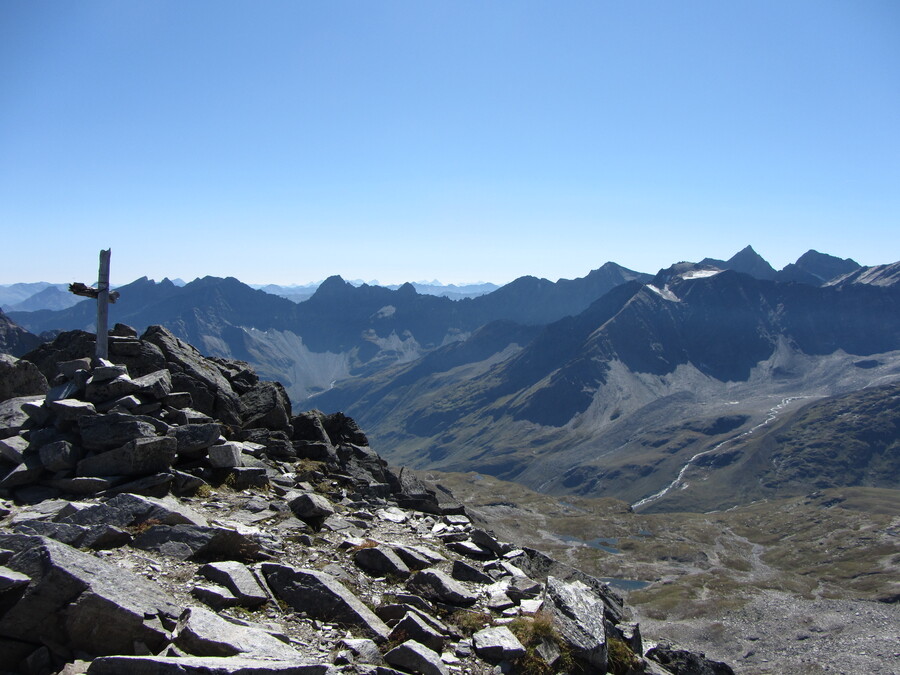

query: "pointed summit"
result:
(726, 245), (777, 280)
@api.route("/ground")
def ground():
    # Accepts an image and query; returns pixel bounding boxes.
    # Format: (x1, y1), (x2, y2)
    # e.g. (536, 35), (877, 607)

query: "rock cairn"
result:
(0, 325), (734, 675)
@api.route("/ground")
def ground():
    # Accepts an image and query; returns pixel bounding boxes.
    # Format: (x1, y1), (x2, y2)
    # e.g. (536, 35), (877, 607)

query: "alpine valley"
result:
(2, 245), (899, 674)
(7, 246), (899, 513)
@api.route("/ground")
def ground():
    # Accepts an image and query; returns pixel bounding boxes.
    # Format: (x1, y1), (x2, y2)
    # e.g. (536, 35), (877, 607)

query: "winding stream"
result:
(631, 396), (808, 510)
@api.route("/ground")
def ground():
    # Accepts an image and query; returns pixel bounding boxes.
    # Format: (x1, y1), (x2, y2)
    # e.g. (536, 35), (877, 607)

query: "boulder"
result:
(209, 442), (244, 468)
(383, 640), (448, 675)
(542, 576), (607, 671)
(76, 436), (177, 477)
(199, 561), (268, 608)
(405, 569), (478, 607)
(59, 492), (209, 528)
(141, 326), (241, 426)
(86, 655), (332, 674)
(131, 369), (173, 400)
(169, 423), (223, 456)
(0, 534), (180, 657)
(174, 606), (300, 660)
(0, 354), (48, 401)
(289, 493), (335, 524)
(84, 374), (141, 402)
(451, 560), (493, 585)
(0, 396), (43, 440)
(240, 381), (292, 431)
(516, 547), (625, 622)
(354, 545), (411, 579)
(261, 564), (390, 640)
(389, 611), (444, 653)
(47, 398), (97, 421)
(291, 412), (331, 444)
(39, 439), (80, 472)
(132, 524), (259, 562)
(646, 646), (736, 675)
(472, 625), (527, 662)
(77, 413), (158, 451)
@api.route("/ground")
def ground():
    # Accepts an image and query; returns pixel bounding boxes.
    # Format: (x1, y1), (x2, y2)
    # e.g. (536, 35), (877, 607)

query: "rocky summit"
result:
(0, 325), (736, 675)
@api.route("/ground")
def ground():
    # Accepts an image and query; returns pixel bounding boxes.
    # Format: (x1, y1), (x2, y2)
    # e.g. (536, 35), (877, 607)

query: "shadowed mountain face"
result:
(0, 310), (42, 357)
(9, 263), (648, 401)
(314, 267), (900, 509)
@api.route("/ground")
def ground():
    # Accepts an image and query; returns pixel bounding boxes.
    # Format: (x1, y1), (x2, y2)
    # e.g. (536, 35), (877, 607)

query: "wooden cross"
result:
(69, 249), (120, 361)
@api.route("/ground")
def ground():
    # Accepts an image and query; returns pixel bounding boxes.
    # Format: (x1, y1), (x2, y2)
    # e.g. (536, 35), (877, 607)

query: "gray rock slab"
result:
(85, 374), (141, 402)
(451, 560), (493, 585)
(0, 533), (180, 655)
(506, 575), (542, 602)
(0, 434), (28, 464)
(200, 561), (268, 607)
(406, 569), (477, 607)
(390, 611), (445, 653)
(86, 655), (333, 675)
(469, 528), (511, 556)
(339, 637), (382, 665)
(57, 358), (91, 380)
(192, 583), (239, 610)
(39, 439), (80, 472)
(209, 442), (243, 468)
(472, 626), (527, 662)
(289, 493), (335, 521)
(77, 413), (157, 451)
(391, 544), (438, 571)
(132, 369), (173, 400)
(354, 545), (411, 579)
(446, 540), (493, 560)
(132, 524), (258, 562)
(542, 576), (607, 671)
(60, 492), (209, 528)
(0, 455), (42, 488)
(0, 564), (30, 592)
(44, 476), (118, 495)
(261, 564), (390, 640)
(646, 646), (735, 675)
(0, 395), (43, 440)
(383, 640), (448, 675)
(0, 354), (48, 401)
(76, 436), (177, 477)
(47, 398), (97, 421)
(169, 423), (223, 455)
(174, 606), (301, 659)
(12, 519), (88, 546)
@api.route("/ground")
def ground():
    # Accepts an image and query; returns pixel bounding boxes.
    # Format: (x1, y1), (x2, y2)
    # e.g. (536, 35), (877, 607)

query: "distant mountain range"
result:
(5, 246), (898, 511)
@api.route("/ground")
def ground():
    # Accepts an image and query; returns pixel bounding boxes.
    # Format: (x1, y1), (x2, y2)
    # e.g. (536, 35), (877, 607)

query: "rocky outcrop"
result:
(0, 354), (47, 401)
(0, 326), (727, 675)
(0, 310), (42, 358)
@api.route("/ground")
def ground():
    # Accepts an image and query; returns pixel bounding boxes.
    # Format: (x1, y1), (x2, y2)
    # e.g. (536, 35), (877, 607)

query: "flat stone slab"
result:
(76, 436), (177, 477)
(174, 606), (301, 660)
(472, 626), (527, 662)
(86, 656), (333, 675)
(77, 413), (157, 451)
(261, 564), (390, 640)
(406, 568), (477, 607)
(384, 640), (448, 675)
(0, 534), (180, 656)
(199, 561), (268, 607)
(543, 576), (607, 671)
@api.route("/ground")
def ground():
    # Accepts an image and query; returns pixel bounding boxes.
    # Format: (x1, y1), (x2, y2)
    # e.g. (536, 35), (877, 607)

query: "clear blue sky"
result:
(2, 1), (898, 286)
